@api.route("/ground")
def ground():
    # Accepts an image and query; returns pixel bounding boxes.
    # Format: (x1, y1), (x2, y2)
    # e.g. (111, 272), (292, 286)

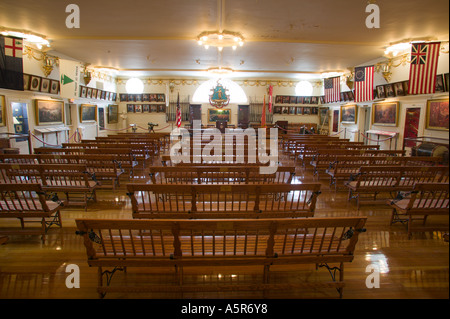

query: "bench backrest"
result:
(404, 183), (449, 213)
(148, 166), (295, 184)
(0, 183), (51, 215)
(127, 183), (322, 219)
(75, 217), (367, 260)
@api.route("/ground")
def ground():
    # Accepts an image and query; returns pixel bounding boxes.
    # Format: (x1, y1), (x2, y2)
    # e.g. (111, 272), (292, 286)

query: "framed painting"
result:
(435, 74), (445, 93)
(393, 82), (405, 96)
(340, 104), (357, 124)
(426, 98), (449, 131)
(208, 108), (231, 123)
(108, 105), (118, 124)
(384, 84), (396, 98)
(376, 85), (386, 99)
(35, 99), (64, 125)
(98, 107), (105, 130)
(23, 74), (31, 90)
(80, 104), (97, 122)
(372, 102), (399, 126)
(0, 95), (5, 126)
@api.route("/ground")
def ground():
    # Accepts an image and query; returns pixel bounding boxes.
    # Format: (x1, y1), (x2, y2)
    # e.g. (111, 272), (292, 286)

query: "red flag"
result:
(324, 76), (340, 103)
(261, 95), (266, 128)
(176, 92), (181, 128)
(268, 85), (273, 113)
(354, 66), (374, 103)
(408, 42), (441, 95)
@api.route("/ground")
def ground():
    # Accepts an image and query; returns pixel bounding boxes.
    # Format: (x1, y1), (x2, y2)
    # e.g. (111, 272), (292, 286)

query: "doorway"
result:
(238, 105), (249, 129)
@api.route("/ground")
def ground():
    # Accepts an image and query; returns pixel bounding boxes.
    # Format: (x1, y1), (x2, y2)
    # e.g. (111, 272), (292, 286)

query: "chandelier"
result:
(197, 30), (244, 51)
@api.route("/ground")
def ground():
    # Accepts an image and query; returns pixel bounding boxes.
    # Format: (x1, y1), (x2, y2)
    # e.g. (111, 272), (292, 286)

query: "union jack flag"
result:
(408, 42), (441, 95)
(176, 92), (182, 128)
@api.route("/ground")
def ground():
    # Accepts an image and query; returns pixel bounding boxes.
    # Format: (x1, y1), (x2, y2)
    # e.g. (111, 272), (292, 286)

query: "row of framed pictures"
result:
(79, 85), (117, 101)
(273, 106), (319, 115)
(120, 93), (166, 103)
(338, 98), (448, 131)
(127, 104), (166, 113)
(23, 74), (60, 95)
(275, 95), (322, 105)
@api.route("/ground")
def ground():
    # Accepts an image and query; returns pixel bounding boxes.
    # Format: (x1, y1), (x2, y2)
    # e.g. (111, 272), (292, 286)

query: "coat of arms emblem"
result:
(209, 82), (230, 108)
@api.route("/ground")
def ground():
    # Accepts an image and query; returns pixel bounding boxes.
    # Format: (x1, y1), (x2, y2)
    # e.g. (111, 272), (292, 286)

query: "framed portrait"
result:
(384, 84), (396, 98)
(23, 74), (31, 90)
(120, 94), (128, 102)
(87, 88), (92, 99)
(35, 99), (64, 125)
(158, 104), (166, 113)
(108, 105), (119, 124)
(127, 104), (135, 113)
(393, 82), (405, 96)
(340, 104), (357, 124)
(30, 76), (41, 91)
(50, 80), (60, 94)
(303, 107), (311, 115)
(134, 104), (142, 113)
(372, 102), (399, 126)
(80, 86), (87, 98)
(80, 104), (98, 122)
(112, 93), (117, 101)
(0, 95), (5, 126)
(426, 98), (449, 131)
(435, 74), (445, 93)
(208, 108), (231, 123)
(296, 107), (302, 115)
(289, 106), (296, 114)
(376, 85), (386, 99)
(142, 104), (150, 113)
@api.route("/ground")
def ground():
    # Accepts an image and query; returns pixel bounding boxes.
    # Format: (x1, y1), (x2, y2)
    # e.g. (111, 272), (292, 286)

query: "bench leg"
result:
(263, 265), (270, 284)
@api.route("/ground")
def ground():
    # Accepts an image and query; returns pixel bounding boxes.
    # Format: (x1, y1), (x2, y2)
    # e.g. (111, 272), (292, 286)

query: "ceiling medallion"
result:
(197, 30), (244, 51)
(209, 81), (230, 108)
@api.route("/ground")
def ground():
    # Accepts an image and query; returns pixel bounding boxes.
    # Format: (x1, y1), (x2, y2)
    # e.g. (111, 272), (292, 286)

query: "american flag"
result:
(354, 65), (374, 103)
(408, 42), (441, 95)
(176, 92), (181, 128)
(324, 76), (340, 103)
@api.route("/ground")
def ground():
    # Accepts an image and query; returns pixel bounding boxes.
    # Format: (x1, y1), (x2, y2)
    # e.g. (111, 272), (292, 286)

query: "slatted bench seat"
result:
(326, 156), (442, 190)
(127, 183), (321, 219)
(0, 183), (63, 243)
(75, 216), (367, 298)
(388, 183), (449, 238)
(344, 166), (449, 209)
(148, 166), (295, 184)
(0, 163), (99, 210)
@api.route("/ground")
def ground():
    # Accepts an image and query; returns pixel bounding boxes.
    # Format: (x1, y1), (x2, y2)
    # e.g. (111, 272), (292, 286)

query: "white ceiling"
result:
(1, 0), (449, 80)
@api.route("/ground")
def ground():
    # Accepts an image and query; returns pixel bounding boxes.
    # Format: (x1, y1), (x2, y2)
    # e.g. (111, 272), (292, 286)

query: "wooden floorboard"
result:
(0, 155), (448, 300)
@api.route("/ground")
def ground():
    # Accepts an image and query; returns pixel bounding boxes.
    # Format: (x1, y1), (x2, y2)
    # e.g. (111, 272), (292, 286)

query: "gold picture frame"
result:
(426, 98), (449, 131)
(80, 104), (98, 123)
(340, 104), (357, 124)
(35, 99), (65, 125)
(372, 102), (399, 127)
(0, 95), (5, 127)
(208, 108), (231, 123)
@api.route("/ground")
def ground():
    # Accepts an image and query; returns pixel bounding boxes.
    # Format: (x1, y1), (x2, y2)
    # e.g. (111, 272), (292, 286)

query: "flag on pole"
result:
(261, 95), (266, 128)
(268, 85), (273, 113)
(354, 65), (374, 103)
(324, 76), (340, 103)
(408, 42), (441, 95)
(176, 92), (182, 128)
(0, 35), (24, 91)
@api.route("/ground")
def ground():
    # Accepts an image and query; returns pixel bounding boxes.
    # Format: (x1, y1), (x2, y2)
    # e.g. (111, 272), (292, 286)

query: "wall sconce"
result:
(84, 71), (92, 86)
(381, 62), (392, 83)
(169, 81), (175, 93)
(41, 54), (57, 77)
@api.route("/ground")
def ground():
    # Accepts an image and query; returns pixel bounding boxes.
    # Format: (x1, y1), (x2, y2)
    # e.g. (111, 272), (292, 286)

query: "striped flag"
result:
(408, 42), (441, 95)
(176, 92), (181, 128)
(261, 95), (266, 128)
(268, 85), (273, 113)
(324, 76), (340, 103)
(354, 65), (374, 103)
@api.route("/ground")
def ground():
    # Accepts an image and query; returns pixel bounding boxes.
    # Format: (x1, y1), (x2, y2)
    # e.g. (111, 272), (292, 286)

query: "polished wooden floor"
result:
(0, 154), (448, 300)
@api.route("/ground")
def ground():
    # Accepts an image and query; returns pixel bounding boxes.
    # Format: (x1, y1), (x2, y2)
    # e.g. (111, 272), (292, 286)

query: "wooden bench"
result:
(344, 166), (449, 208)
(388, 183), (449, 238)
(148, 166), (295, 184)
(127, 183), (322, 219)
(0, 183), (63, 243)
(326, 156), (442, 190)
(0, 163), (99, 210)
(75, 216), (367, 298)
